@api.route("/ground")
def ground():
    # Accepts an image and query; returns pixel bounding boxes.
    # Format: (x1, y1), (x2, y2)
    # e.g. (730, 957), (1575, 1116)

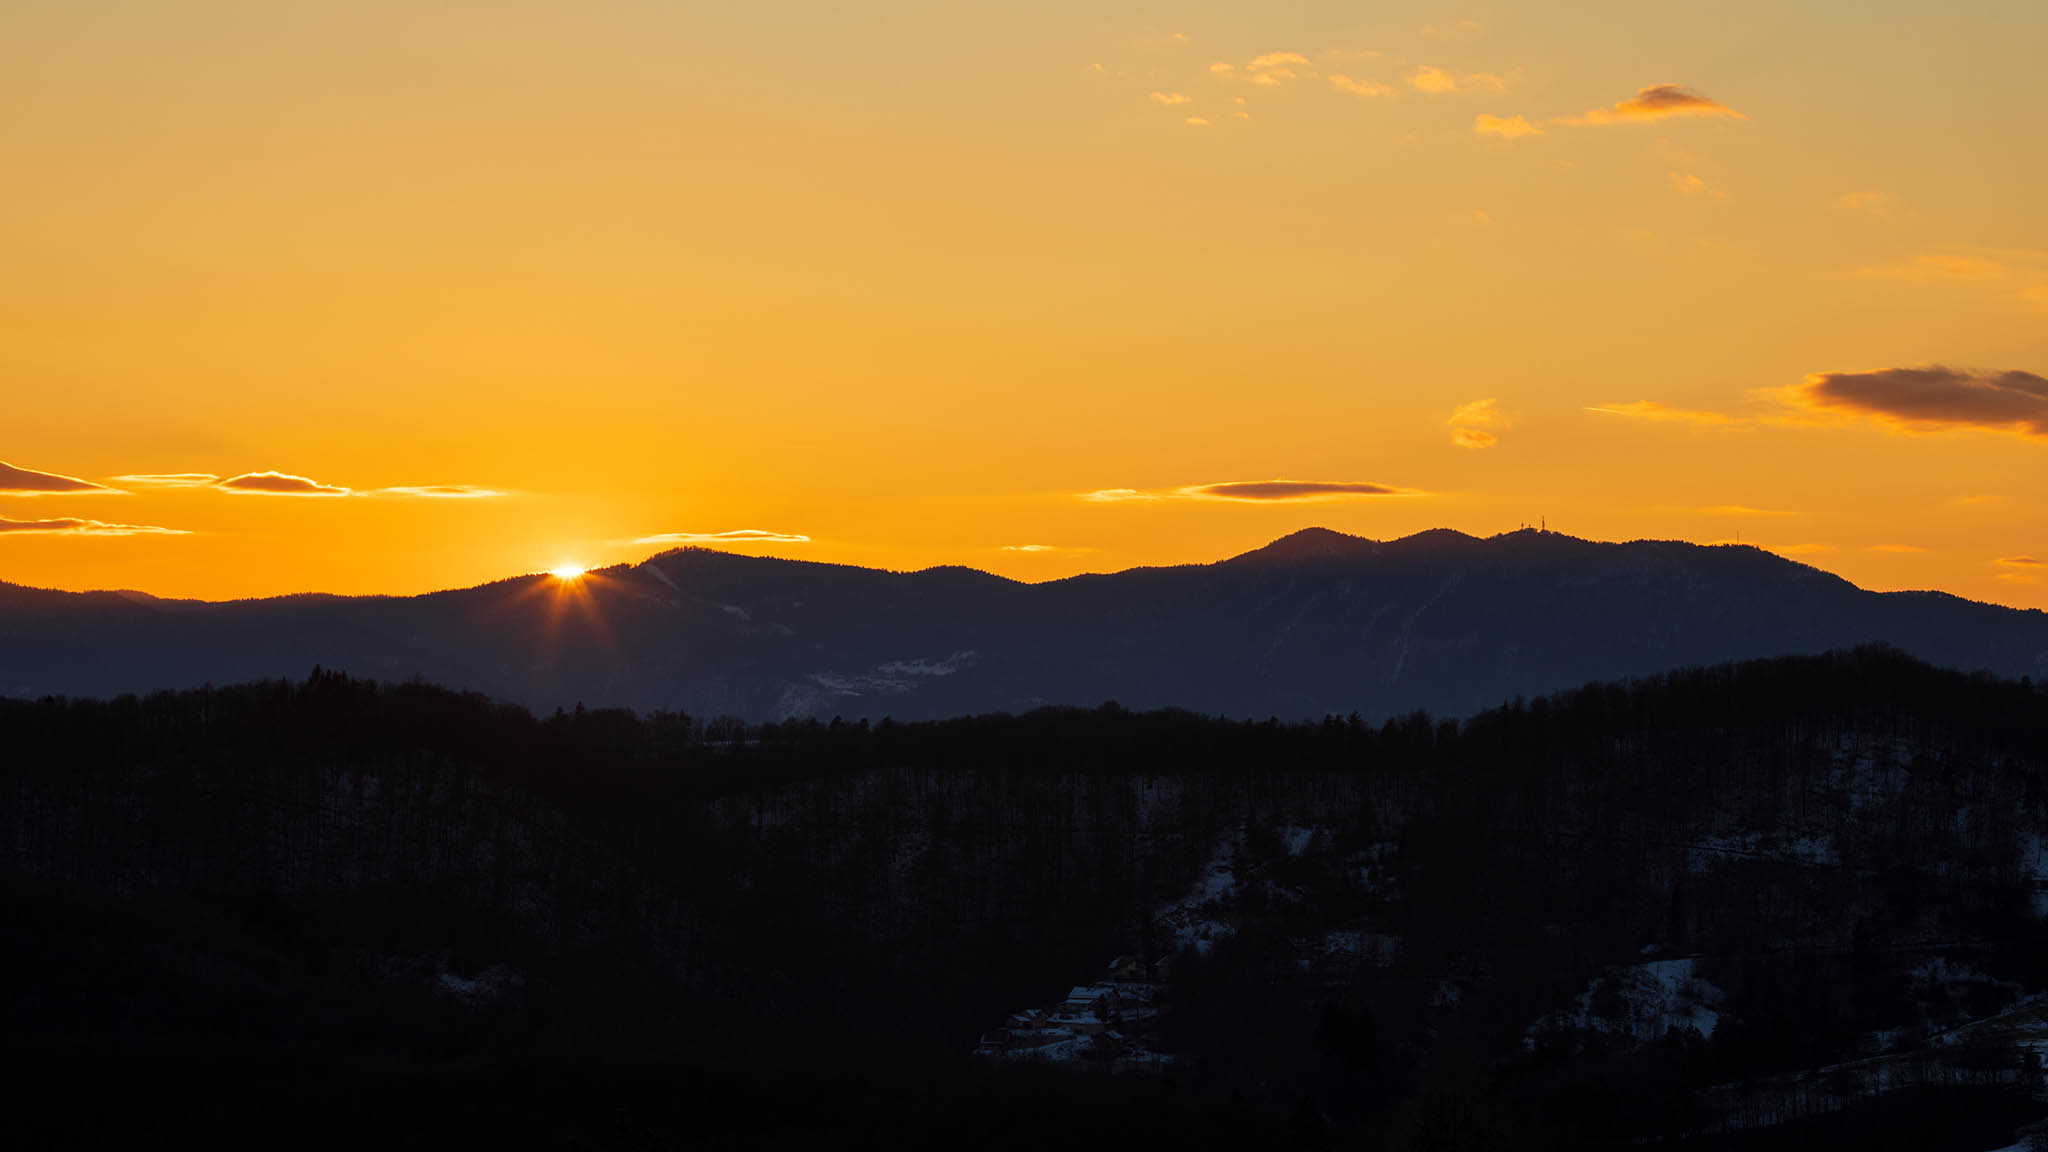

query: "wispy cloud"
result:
(0, 461), (118, 495)
(632, 529), (811, 546)
(1087, 480), (1419, 503)
(1185, 116), (1210, 126)
(1669, 171), (1725, 198)
(374, 485), (506, 499)
(1148, 90), (1191, 105)
(1858, 247), (2048, 313)
(1447, 398), (1507, 449)
(1998, 556), (2044, 567)
(1833, 190), (1894, 219)
(1474, 113), (1542, 138)
(1562, 84), (1745, 125)
(1330, 75), (1397, 98)
(1789, 366), (2048, 437)
(111, 473), (220, 488)
(1585, 401), (1746, 426)
(0, 516), (188, 536)
(1706, 505), (1795, 516)
(1407, 65), (1506, 94)
(999, 544), (1091, 554)
(217, 471), (351, 496)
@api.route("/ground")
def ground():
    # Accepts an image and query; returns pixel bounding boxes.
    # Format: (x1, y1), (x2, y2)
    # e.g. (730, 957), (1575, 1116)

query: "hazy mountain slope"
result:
(2, 528), (2043, 719)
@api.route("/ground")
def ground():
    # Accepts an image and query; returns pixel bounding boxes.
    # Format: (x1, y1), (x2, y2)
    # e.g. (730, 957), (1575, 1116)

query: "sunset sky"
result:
(4, 1), (2045, 606)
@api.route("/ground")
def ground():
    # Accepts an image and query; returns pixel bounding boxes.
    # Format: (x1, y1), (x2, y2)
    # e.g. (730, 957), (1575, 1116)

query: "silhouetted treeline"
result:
(3, 646), (2047, 1148)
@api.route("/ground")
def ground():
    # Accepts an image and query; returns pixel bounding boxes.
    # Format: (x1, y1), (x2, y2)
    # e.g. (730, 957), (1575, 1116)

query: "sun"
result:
(548, 564), (587, 581)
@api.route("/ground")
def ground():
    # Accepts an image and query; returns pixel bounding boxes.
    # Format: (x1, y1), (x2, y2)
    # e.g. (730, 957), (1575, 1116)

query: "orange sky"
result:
(4, 1), (2045, 607)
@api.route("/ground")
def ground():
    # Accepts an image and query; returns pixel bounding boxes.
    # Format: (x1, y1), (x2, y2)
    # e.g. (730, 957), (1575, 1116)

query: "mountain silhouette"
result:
(4, 528), (2043, 720)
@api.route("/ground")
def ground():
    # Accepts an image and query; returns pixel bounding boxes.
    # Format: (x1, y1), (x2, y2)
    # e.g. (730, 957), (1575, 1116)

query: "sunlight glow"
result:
(548, 565), (587, 581)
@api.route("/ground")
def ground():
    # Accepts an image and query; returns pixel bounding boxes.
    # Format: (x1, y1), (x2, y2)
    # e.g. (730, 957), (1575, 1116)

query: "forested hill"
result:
(7, 647), (2048, 1147)
(3, 527), (2045, 722)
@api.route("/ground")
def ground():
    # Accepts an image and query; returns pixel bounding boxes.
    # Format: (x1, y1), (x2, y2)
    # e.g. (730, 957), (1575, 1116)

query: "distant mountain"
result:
(3, 528), (2044, 720)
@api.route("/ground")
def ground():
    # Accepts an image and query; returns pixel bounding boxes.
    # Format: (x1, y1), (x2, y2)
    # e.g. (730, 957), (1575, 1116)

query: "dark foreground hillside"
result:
(6, 648), (2048, 1148)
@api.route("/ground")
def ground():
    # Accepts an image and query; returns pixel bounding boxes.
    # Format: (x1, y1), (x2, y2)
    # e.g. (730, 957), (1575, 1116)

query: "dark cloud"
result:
(1795, 366), (2048, 436)
(1190, 480), (1412, 501)
(1567, 84), (1745, 124)
(0, 516), (187, 536)
(0, 461), (116, 494)
(217, 471), (351, 496)
(1086, 480), (1418, 502)
(1998, 556), (2044, 566)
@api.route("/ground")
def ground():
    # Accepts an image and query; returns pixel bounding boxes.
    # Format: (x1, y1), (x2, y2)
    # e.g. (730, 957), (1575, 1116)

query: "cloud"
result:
(216, 471), (351, 496)
(1563, 84), (1745, 125)
(1789, 366), (2048, 437)
(1000, 544), (1092, 554)
(1833, 190), (1894, 219)
(0, 461), (117, 495)
(1408, 66), (1506, 94)
(1330, 75), (1397, 98)
(1447, 398), (1507, 449)
(1998, 556), (2044, 567)
(1857, 247), (2048, 313)
(1214, 51), (1315, 86)
(1669, 171), (1725, 198)
(1148, 91), (1191, 106)
(1085, 480), (1416, 503)
(0, 516), (188, 536)
(110, 473), (221, 488)
(1191, 480), (1414, 501)
(632, 529), (811, 546)
(1248, 51), (1312, 71)
(1860, 253), (2007, 281)
(1185, 116), (1210, 126)
(374, 485), (506, 499)
(1585, 401), (1746, 426)
(1474, 113), (1542, 138)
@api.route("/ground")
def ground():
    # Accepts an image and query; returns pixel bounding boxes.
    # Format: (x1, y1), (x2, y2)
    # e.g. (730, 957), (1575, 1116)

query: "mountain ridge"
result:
(3, 528), (2042, 720)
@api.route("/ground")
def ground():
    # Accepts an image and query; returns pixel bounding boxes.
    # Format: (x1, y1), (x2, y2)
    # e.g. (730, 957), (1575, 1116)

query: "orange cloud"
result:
(1408, 65), (1506, 94)
(1330, 75), (1397, 98)
(1790, 366), (2048, 437)
(217, 471), (351, 495)
(1447, 398), (1507, 449)
(631, 529), (810, 546)
(1474, 113), (1542, 138)
(1148, 91), (1191, 106)
(0, 516), (187, 536)
(0, 460), (117, 495)
(1564, 84), (1745, 125)
(1833, 190), (1894, 219)
(1999, 556), (2044, 567)
(111, 473), (221, 488)
(374, 485), (506, 499)
(1669, 171), (1724, 198)
(1585, 401), (1745, 426)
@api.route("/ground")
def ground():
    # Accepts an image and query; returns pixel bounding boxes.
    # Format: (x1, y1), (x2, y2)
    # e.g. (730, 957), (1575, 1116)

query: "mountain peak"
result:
(1225, 527), (1377, 567)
